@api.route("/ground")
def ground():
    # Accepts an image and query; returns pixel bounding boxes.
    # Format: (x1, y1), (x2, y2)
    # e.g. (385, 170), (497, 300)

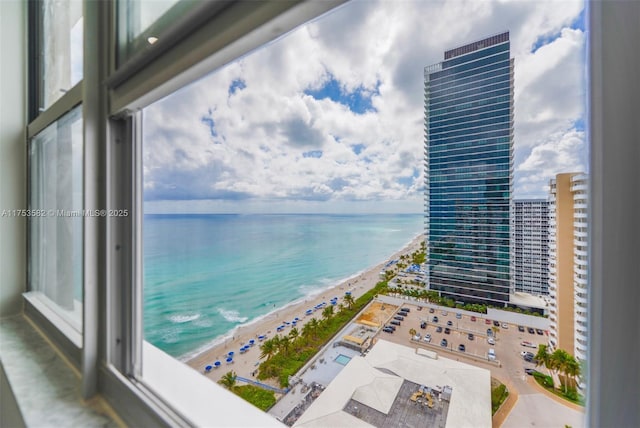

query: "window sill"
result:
(0, 315), (118, 427)
(140, 341), (285, 427)
(23, 291), (82, 368)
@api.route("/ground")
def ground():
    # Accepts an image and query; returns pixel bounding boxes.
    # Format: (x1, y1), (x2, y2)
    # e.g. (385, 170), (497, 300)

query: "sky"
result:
(143, 0), (587, 214)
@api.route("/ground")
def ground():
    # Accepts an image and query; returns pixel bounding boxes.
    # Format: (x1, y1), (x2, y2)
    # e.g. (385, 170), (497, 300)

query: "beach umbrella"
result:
(228, 351), (234, 357)
(258, 335), (265, 340)
(214, 361), (221, 367)
(294, 317), (300, 321)
(345, 291), (352, 295)
(205, 365), (212, 372)
(249, 339), (255, 346)
(226, 357), (233, 363)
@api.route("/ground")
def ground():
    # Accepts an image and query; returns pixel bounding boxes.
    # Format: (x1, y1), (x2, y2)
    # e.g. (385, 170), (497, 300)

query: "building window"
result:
(28, 105), (83, 330)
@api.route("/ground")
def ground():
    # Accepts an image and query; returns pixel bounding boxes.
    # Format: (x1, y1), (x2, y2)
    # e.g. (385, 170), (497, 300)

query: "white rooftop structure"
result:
(294, 339), (491, 428)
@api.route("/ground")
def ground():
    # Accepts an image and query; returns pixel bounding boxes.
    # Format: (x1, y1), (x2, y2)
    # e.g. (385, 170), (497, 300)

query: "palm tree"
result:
(279, 335), (291, 356)
(551, 349), (574, 392)
(344, 294), (355, 310)
(409, 328), (417, 338)
(535, 344), (552, 370)
(322, 305), (334, 320)
(307, 317), (320, 340)
(337, 303), (346, 313)
(563, 355), (581, 392)
(260, 338), (276, 360)
(289, 327), (299, 341)
(218, 371), (237, 389)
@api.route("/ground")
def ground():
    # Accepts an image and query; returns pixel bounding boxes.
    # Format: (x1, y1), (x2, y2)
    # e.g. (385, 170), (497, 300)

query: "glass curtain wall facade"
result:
(424, 32), (514, 305)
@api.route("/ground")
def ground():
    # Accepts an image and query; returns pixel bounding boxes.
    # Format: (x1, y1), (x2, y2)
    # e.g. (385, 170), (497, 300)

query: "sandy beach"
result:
(186, 234), (424, 385)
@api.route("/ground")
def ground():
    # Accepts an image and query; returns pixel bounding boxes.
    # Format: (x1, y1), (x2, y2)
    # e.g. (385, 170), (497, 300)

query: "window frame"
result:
(20, 0), (640, 427)
(24, 0), (85, 369)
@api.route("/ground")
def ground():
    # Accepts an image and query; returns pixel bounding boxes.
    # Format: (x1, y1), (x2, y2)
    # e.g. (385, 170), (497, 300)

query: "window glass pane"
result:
(117, 0), (182, 64)
(40, 0), (83, 110)
(29, 105), (83, 329)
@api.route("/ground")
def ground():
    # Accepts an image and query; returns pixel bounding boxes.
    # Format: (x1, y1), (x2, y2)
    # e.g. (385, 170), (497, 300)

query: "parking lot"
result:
(378, 301), (548, 365)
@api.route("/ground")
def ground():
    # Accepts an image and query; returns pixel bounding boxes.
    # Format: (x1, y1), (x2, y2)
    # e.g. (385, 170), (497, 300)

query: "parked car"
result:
(470, 316), (477, 322)
(424, 334), (431, 343)
(394, 315), (404, 321)
(441, 339), (448, 347)
(390, 320), (401, 326)
(521, 351), (534, 358)
(444, 328), (451, 334)
(385, 324), (396, 331)
(429, 308), (435, 313)
(468, 333), (474, 340)
(458, 344), (466, 352)
(401, 307), (411, 312)
(485, 319), (492, 325)
(488, 337), (495, 345)
(525, 368), (538, 375)
(528, 327), (536, 334)
(417, 306), (423, 311)
(447, 320), (453, 326)
(487, 328), (493, 336)
(493, 320), (500, 327)
(536, 329), (545, 335)
(441, 310), (448, 316)
(521, 341), (537, 348)
(420, 321), (427, 329)
(413, 333), (421, 341)
(488, 348), (496, 360)
(501, 323), (508, 329)
(383, 327), (394, 333)
(433, 316), (439, 323)
(456, 313), (462, 319)
(436, 326), (443, 333)
(524, 355), (534, 362)
(518, 325), (525, 332)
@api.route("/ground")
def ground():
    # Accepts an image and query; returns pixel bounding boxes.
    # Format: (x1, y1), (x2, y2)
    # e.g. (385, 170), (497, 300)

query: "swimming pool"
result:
(334, 354), (352, 366)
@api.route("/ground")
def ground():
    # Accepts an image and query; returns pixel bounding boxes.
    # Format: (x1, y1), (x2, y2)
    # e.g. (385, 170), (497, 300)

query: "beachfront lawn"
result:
(258, 280), (389, 387)
(232, 385), (276, 411)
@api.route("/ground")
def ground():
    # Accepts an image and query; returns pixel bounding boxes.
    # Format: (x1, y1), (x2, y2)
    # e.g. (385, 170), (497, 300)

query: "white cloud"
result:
(142, 0), (586, 212)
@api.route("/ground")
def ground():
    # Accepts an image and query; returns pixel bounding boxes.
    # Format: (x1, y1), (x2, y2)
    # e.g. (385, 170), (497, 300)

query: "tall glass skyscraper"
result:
(424, 32), (514, 306)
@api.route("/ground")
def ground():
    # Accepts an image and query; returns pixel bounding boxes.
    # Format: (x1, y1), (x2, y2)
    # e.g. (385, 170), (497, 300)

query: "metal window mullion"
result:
(27, 82), (82, 139)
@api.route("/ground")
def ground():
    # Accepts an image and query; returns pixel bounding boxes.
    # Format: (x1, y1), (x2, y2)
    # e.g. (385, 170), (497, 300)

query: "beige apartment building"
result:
(548, 173), (588, 364)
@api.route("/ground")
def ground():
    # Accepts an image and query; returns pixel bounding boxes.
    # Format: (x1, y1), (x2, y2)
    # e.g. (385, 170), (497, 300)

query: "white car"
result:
(413, 333), (421, 341)
(488, 337), (495, 345)
(501, 323), (508, 329)
(521, 341), (537, 348)
(423, 334), (431, 343)
(521, 351), (534, 357)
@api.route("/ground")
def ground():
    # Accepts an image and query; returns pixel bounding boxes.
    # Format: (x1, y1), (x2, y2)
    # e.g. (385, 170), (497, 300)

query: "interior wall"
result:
(0, 0), (27, 317)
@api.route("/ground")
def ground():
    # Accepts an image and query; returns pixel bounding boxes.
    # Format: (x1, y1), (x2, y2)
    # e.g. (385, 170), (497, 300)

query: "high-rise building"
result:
(548, 173), (588, 366)
(424, 32), (514, 306)
(511, 199), (550, 295)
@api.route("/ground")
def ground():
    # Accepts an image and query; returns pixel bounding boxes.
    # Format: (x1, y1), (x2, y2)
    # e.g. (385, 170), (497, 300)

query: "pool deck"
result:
(269, 344), (361, 422)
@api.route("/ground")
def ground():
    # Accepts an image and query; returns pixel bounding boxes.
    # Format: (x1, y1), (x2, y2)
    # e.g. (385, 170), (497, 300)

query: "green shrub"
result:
(233, 385), (276, 411)
(491, 383), (509, 414)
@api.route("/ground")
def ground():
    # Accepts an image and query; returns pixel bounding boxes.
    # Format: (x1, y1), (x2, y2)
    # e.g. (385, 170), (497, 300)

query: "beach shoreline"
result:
(185, 233), (424, 384)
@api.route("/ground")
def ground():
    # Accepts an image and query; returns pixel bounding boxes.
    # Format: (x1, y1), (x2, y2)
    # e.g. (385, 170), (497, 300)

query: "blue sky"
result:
(143, 0), (587, 214)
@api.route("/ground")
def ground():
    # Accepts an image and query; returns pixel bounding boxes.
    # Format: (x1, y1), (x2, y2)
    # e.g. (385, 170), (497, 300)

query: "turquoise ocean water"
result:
(143, 213), (422, 360)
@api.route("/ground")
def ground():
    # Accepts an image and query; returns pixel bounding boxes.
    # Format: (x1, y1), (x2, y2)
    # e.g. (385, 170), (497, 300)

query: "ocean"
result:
(143, 213), (423, 360)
